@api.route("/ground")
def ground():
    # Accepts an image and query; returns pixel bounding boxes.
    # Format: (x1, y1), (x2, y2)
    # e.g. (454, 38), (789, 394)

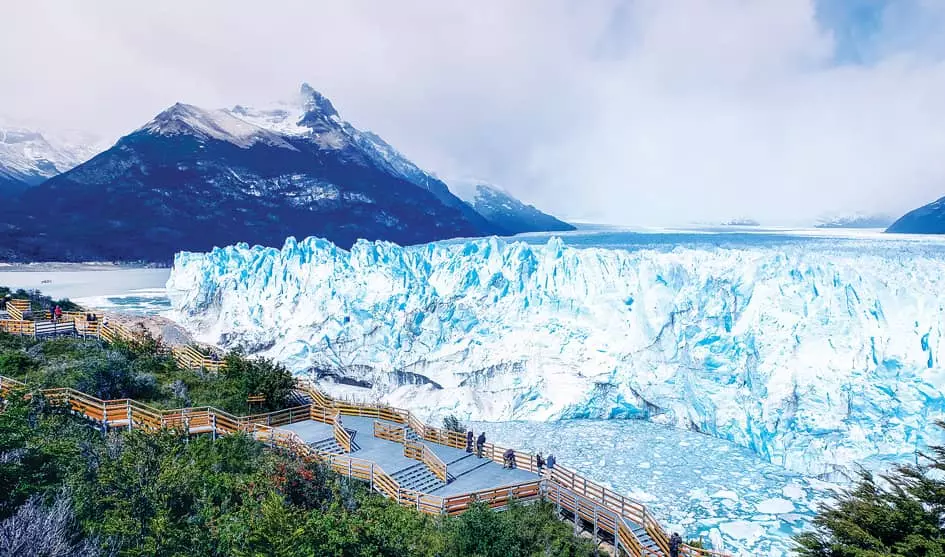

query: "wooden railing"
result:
(403, 439), (449, 483)
(0, 375), (27, 396)
(373, 420), (405, 443)
(442, 480), (543, 516)
(0, 319), (34, 335)
(172, 345), (225, 372)
(332, 399), (407, 424)
(333, 412), (351, 452)
(6, 299), (29, 320)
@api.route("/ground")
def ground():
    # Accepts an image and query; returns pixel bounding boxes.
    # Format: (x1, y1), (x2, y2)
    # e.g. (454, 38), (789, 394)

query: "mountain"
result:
(814, 212), (893, 229)
(448, 180), (575, 235)
(0, 124), (100, 194)
(886, 196), (945, 234)
(720, 218), (761, 226)
(0, 85), (502, 262)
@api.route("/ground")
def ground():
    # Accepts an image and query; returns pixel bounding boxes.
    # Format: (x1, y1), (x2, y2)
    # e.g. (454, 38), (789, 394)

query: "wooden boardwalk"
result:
(0, 298), (729, 557)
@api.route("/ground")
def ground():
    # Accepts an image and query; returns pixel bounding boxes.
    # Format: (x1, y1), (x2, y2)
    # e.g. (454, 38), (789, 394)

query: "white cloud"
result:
(1, 0), (944, 225)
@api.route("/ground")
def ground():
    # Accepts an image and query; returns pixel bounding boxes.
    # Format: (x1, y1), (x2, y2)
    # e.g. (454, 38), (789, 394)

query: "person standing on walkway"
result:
(546, 453), (556, 471)
(476, 432), (486, 458)
(669, 532), (682, 557)
(54, 305), (62, 323)
(535, 452), (545, 473)
(465, 429), (474, 453)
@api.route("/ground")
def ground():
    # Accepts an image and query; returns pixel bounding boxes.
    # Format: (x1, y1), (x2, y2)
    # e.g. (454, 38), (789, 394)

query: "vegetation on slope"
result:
(794, 426), (945, 556)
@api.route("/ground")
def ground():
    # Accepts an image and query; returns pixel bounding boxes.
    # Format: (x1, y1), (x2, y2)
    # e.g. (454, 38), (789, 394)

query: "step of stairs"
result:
(288, 389), (313, 406)
(392, 462), (446, 493)
(310, 437), (345, 454)
(625, 520), (663, 556)
(309, 430), (360, 454)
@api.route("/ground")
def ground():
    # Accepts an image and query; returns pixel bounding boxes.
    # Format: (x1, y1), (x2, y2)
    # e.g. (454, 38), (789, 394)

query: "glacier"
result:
(166, 232), (945, 480)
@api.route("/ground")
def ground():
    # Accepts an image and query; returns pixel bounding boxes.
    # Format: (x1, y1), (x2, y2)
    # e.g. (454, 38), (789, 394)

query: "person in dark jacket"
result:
(546, 454), (556, 470)
(536, 452), (545, 473)
(669, 532), (682, 557)
(465, 430), (474, 453)
(503, 448), (515, 469)
(476, 432), (486, 458)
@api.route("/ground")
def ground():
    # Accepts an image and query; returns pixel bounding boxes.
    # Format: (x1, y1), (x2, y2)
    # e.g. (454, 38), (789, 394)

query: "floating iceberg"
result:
(167, 234), (945, 479)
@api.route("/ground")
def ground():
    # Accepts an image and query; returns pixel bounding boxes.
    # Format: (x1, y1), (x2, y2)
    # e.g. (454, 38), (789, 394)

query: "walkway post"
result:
(212, 413), (217, 441)
(126, 402), (132, 431)
(102, 401), (108, 433)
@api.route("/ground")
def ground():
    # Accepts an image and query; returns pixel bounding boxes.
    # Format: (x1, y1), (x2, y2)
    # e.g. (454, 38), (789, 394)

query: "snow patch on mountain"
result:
(449, 179), (575, 234)
(141, 103), (297, 151)
(814, 212), (893, 229)
(0, 123), (101, 190)
(167, 234), (945, 479)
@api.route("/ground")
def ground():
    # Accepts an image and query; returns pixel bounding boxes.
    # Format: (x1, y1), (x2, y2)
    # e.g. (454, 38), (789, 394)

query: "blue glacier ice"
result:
(167, 230), (945, 481)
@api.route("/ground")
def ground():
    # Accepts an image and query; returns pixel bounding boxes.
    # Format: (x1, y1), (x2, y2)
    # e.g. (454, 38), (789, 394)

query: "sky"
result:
(2, 0), (945, 226)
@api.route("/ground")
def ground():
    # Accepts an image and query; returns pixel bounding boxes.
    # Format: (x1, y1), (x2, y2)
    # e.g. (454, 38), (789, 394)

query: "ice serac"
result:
(167, 236), (945, 479)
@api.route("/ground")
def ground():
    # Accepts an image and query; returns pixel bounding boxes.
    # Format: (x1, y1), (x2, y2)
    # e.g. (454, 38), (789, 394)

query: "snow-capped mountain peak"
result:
(141, 103), (296, 150)
(300, 82), (339, 119)
(814, 212), (893, 229)
(448, 179), (575, 235)
(0, 121), (102, 193)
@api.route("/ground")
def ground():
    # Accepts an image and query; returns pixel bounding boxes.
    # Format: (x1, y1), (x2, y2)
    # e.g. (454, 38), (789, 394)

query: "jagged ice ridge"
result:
(167, 235), (945, 479)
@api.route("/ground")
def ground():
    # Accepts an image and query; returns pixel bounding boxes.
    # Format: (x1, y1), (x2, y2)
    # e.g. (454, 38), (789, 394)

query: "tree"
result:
(443, 415), (466, 434)
(221, 350), (295, 413)
(794, 424), (945, 556)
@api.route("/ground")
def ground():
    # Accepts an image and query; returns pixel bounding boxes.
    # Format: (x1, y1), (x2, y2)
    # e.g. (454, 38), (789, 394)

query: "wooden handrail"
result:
(0, 319), (34, 335)
(6, 299), (29, 320)
(373, 420), (405, 443)
(402, 439), (449, 483)
(333, 412), (351, 452)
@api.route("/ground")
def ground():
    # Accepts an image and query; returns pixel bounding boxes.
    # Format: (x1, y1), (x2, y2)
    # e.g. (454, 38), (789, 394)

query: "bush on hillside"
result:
(794, 423), (945, 556)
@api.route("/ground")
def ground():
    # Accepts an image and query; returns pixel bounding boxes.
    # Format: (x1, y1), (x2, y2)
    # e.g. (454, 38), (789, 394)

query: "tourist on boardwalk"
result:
(503, 448), (516, 469)
(535, 452), (545, 473)
(546, 453), (556, 470)
(465, 429), (474, 453)
(669, 532), (682, 557)
(476, 432), (486, 458)
(54, 305), (62, 322)
(102, 315), (109, 328)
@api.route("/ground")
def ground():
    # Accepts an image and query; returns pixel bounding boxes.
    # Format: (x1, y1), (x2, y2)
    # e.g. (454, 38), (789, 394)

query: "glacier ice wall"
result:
(167, 236), (945, 478)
